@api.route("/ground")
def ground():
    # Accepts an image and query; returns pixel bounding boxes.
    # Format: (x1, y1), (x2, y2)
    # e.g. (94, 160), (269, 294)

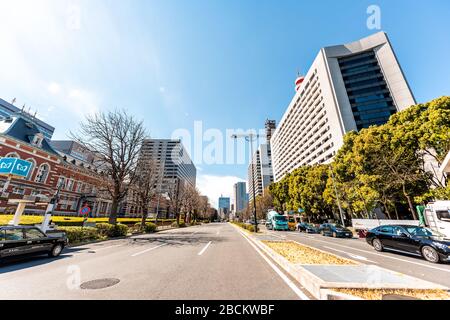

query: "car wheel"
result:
(49, 244), (64, 258)
(422, 246), (440, 263)
(372, 238), (384, 252)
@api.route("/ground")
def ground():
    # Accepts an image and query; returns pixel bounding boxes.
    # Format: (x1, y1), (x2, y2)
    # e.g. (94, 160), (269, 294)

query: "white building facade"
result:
(271, 32), (416, 182)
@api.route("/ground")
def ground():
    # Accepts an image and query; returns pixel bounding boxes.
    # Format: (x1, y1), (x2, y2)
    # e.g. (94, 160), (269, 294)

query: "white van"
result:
(424, 201), (450, 238)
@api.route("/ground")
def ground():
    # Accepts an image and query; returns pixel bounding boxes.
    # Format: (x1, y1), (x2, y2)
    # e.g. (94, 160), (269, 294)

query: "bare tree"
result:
(179, 185), (200, 224)
(72, 110), (146, 224)
(166, 179), (182, 225)
(132, 157), (160, 229)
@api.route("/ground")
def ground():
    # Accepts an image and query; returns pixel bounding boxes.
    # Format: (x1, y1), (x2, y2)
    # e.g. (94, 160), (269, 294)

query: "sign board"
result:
(80, 205), (91, 216)
(0, 158), (32, 178)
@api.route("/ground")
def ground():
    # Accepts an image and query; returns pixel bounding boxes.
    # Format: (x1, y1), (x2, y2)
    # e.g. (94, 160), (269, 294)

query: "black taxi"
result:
(0, 225), (68, 263)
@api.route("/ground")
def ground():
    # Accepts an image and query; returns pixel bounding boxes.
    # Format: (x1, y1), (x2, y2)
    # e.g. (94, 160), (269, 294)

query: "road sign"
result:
(0, 158), (32, 178)
(80, 205), (91, 216)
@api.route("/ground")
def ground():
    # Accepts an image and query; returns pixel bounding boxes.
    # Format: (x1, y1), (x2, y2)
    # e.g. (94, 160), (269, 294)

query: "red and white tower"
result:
(295, 74), (305, 92)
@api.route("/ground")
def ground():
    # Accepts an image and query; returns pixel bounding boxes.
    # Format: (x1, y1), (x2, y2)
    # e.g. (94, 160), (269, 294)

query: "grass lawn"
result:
(262, 240), (357, 265)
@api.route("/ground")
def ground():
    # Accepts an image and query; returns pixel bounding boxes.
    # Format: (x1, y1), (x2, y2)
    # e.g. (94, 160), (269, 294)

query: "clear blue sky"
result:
(1, 0), (449, 205)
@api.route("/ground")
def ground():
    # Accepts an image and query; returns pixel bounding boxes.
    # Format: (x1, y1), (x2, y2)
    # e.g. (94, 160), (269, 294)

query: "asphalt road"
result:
(265, 228), (450, 288)
(0, 223), (305, 300)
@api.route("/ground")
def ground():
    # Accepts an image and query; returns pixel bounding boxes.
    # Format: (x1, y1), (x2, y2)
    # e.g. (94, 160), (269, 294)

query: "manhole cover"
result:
(80, 278), (120, 290)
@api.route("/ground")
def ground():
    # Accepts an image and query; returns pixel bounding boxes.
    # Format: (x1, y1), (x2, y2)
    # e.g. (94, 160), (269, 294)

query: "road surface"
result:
(265, 228), (450, 288)
(0, 223), (307, 300)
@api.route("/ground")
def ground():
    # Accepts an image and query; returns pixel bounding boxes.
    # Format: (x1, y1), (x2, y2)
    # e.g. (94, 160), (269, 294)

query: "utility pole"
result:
(329, 168), (346, 227)
(231, 133), (259, 233)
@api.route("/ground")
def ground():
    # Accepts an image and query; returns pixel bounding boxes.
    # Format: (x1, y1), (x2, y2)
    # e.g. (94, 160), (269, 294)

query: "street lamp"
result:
(231, 133), (260, 233)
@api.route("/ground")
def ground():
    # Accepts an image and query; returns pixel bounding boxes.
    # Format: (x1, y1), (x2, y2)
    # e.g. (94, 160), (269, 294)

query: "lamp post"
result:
(231, 133), (259, 233)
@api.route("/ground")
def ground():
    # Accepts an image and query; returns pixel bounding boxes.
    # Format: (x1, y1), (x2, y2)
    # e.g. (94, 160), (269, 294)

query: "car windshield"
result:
(333, 224), (344, 229)
(404, 226), (439, 237)
(275, 216), (286, 221)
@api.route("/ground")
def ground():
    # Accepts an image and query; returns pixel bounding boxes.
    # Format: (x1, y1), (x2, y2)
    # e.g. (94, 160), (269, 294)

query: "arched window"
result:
(5, 152), (20, 158)
(34, 164), (50, 184)
(25, 158), (36, 180)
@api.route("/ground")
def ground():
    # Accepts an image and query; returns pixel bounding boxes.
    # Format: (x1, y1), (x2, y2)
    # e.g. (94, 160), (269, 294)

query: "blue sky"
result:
(1, 0), (449, 206)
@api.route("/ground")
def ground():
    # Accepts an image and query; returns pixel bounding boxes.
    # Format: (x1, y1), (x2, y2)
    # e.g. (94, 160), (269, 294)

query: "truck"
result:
(265, 210), (289, 231)
(422, 201), (450, 238)
(352, 201), (450, 239)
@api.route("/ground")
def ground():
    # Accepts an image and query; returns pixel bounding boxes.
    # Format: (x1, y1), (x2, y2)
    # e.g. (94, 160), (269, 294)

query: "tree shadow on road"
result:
(129, 233), (225, 248)
(0, 252), (75, 274)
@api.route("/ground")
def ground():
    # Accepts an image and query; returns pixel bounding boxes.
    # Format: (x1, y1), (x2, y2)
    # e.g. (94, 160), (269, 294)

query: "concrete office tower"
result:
(247, 119), (277, 202)
(233, 182), (248, 216)
(139, 139), (196, 193)
(271, 32), (416, 182)
(248, 143), (274, 202)
(218, 196), (231, 220)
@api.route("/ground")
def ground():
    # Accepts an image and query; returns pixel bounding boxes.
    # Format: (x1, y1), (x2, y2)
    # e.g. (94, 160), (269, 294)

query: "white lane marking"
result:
(198, 241), (212, 256)
(289, 235), (450, 273)
(267, 231), (286, 239)
(235, 228), (310, 300)
(322, 246), (377, 263)
(131, 243), (168, 257)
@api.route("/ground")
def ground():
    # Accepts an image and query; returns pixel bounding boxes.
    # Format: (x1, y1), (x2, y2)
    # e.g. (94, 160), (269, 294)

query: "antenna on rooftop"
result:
(11, 98), (16, 105)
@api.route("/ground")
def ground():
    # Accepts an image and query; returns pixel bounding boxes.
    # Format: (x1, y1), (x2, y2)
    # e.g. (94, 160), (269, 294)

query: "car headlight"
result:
(433, 242), (450, 250)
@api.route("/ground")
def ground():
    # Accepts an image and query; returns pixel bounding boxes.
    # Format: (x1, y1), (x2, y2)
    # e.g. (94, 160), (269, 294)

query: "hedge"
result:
(58, 227), (106, 244)
(232, 222), (257, 232)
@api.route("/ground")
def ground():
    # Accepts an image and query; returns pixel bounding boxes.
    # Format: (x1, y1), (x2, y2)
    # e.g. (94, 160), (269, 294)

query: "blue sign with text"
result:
(0, 158), (32, 178)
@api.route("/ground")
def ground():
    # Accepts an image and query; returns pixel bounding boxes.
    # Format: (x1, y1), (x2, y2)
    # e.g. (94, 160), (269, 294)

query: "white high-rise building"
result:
(247, 120), (276, 202)
(271, 32), (416, 182)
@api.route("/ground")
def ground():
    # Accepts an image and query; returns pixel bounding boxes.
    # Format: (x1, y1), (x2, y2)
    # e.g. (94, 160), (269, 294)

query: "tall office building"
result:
(233, 182), (248, 215)
(138, 139), (196, 193)
(0, 97), (55, 140)
(218, 196), (231, 220)
(247, 119), (276, 202)
(271, 32), (416, 182)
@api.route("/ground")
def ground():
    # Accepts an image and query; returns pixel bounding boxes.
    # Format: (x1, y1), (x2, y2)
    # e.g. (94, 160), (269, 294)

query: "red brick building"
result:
(0, 116), (112, 216)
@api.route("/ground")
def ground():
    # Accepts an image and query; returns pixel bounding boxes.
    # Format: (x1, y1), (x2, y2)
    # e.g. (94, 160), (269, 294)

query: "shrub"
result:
(58, 227), (104, 244)
(178, 222), (186, 228)
(246, 225), (255, 232)
(144, 222), (157, 233)
(96, 223), (129, 237)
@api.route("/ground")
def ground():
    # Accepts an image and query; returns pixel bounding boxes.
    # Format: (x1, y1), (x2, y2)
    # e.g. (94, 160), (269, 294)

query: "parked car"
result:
(366, 225), (450, 263)
(320, 223), (353, 238)
(298, 223), (319, 234)
(0, 226), (68, 264)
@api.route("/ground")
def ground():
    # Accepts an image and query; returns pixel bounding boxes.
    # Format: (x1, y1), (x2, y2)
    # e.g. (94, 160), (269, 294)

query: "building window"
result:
(31, 133), (44, 148)
(65, 179), (74, 191)
(25, 158), (36, 180)
(34, 164), (50, 184)
(5, 152), (20, 158)
(12, 187), (25, 195)
(57, 176), (66, 188)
